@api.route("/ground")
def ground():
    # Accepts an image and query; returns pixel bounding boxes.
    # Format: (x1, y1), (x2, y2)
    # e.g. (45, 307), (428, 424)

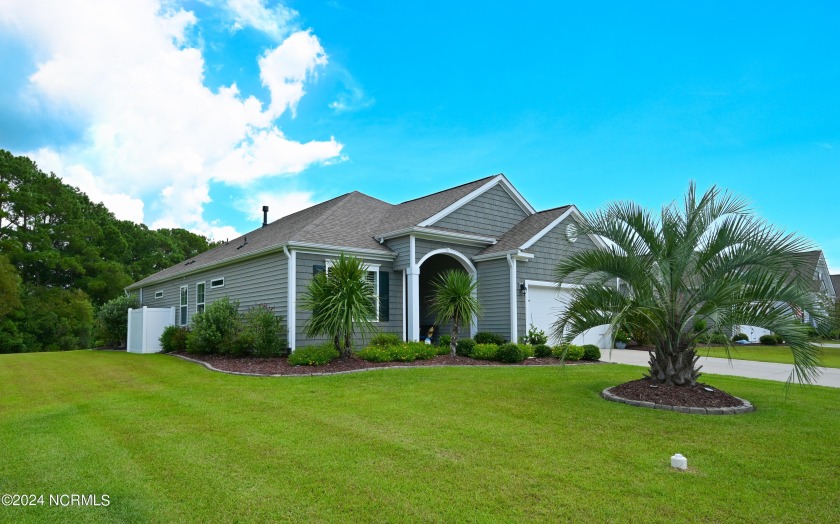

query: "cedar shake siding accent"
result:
(516, 215), (596, 338)
(433, 183), (528, 237)
(294, 252), (403, 348)
(385, 236), (411, 271)
(138, 252), (288, 325)
(476, 258), (512, 341)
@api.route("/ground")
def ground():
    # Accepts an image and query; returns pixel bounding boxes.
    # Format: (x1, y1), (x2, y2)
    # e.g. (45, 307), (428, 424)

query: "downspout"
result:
(283, 245), (297, 352)
(507, 254), (517, 343)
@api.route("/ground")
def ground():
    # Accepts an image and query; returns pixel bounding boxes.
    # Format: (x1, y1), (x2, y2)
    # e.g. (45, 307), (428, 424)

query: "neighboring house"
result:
(832, 274), (840, 303)
(126, 174), (607, 350)
(735, 249), (837, 341)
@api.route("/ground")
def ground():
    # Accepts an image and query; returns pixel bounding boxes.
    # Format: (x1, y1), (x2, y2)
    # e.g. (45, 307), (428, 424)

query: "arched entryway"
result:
(408, 248), (477, 342)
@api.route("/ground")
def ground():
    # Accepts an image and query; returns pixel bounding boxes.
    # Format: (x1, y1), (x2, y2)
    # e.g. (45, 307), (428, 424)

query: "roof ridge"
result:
(395, 174), (499, 205)
(534, 204), (572, 214)
(292, 192), (354, 241)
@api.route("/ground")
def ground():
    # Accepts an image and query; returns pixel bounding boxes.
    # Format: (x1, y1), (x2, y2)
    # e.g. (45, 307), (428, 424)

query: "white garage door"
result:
(526, 283), (611, 348)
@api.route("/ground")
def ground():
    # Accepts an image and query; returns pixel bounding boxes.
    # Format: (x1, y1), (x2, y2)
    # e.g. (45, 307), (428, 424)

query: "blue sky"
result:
(1, 1), (838, 271)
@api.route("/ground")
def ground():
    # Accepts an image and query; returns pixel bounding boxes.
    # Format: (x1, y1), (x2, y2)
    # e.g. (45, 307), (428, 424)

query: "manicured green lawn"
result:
(697, 344), (840, 368)
(1, 351), (839, 523)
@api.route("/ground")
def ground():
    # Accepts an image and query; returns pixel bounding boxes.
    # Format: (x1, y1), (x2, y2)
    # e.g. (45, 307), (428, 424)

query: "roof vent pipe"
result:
(262, 206), (269, 227)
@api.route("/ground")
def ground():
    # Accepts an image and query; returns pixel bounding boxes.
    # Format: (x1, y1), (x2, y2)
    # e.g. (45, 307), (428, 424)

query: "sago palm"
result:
(300, 253), (377, 357)
(555, 183), (825, 386)
(430, 270), (482, 356)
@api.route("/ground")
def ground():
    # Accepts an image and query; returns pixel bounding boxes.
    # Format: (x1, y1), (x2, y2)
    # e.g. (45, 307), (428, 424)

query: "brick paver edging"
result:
(601, 387), (755, 415)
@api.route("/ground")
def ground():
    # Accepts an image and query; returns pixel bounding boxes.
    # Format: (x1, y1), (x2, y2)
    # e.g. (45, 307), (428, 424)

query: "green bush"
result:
(708, 333), (729, 345)
(759, 334), (778, 345)
(475, 332), (505, 345)
(496, 343), (525, 363)
(97, 294), (141, 347)
(518, 343), (534, 359)
(288, 342), (340, 366)
(556, 344), (584, 361)
(159, 325), (189, 353)
(533, 344), (552, 358)
(435, 342), (451, 355)
(471, 343), (499, 360)
(438, 335), (451, 348)
(456, 338), (475, 357)
(186, 297), (242, 355)
(371, 333), (402, 347)
(356, 345), (392, 362)
(774, 333), (785, 344)
(805, 326), (819, 339)
(242, 305), (287, 357)
(582, 344), (601, 361)
(525, 323), (548, 345)
(732, 333), (748, 342)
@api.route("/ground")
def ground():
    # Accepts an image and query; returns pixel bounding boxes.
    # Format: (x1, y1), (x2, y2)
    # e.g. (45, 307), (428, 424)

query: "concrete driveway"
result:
(600, 348), (840, 388)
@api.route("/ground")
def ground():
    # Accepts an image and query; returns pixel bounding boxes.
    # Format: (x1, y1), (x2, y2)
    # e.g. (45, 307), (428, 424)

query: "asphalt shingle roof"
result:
(478, 206), (571, 255)
(130, 176), (501, 288)
(831, 275), (840, 297)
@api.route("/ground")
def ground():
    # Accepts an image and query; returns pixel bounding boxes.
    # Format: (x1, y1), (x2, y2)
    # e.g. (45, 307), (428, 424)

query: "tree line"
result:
(0, 149), (217, 352)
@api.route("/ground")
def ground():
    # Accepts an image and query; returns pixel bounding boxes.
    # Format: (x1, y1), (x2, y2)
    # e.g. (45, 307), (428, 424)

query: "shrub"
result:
(357, 345), (392, 362)
(435, 342), (450, 355)
(97, 294), (141, 347)
(614, 330), (630, 344)
(525, 323), (548, 345)
(186, 297), (242, 355)
(159, 325), (189, 353)
(471, 343), (499, 360)
(456, 338), (475, 357)
(390, 342), (432, 362)
(288, 342), (339, 366)
(582, 344), (601, 361)
(551, 344), (568, 358)
(533, 344), (552, 358)
(563, 344), (584, 361)
(708, 333), (729, 345)
(774, 333), (785, 344)
(438, 335), (451, 348)
(496, 343), (525, 363)
(759, 334), (778, 345)
(518, 343), (534, 359)
(242, 305), (287, 357)
(371, 333), (402, 347)
(475, 332), (505, 345)
(412, 342), (437, 360)
(732, 333), (748, 342)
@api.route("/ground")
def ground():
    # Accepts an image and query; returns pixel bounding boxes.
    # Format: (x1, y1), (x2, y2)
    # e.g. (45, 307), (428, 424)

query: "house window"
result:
(179, 285), (188, 326)
(155, 291), (163, 299)
(196, 282), (205, 314)
(210, 278), (225, 289)
(326, 259), (380, 322)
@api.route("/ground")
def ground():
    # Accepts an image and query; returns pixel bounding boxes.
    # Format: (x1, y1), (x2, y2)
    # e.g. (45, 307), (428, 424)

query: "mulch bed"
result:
(610, 378), (744, 408)
(171, 352), (596, 376)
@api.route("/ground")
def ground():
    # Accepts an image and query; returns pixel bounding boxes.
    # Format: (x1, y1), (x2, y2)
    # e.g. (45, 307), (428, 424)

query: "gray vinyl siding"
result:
(138, 252), (288, 326)
(433, 184), (528, 237)
(386, 236), (411, 271)
(295, 252), (403, 348)
(476, 258), (511, 341)
(516, 215), (598, 338)
(414, 239), (483, 265)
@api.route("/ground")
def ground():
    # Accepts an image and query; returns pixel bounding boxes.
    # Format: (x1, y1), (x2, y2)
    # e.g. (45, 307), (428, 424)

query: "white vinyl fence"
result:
(127, 307), (176, 354)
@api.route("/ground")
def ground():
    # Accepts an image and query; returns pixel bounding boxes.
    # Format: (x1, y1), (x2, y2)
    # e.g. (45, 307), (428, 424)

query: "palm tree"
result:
(555, 183), (825, 386)
(300, 253), (377, 357)
(430, 270), (482, 356)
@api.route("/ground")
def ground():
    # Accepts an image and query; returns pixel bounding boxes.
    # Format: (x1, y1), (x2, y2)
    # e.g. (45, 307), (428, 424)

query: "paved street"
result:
(600, 348), (840, 388)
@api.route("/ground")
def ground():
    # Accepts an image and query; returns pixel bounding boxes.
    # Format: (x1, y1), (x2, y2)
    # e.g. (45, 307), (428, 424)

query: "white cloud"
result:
(224, 0), (298, 41)
(1, 0), (342, 237)
(259, 30), (328, 118)
(238, 190), (317, 223)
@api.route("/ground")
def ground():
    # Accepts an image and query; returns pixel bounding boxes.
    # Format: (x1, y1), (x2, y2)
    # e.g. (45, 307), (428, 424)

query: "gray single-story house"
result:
(126, 174), (608, 350)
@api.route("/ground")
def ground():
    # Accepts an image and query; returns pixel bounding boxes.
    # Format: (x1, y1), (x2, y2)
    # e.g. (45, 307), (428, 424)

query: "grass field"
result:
(696, 344), (840, 368)
(1, 351), (838, 523)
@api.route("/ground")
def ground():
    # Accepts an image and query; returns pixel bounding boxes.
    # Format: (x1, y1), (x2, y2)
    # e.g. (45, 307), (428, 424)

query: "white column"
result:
(507, 254), (518, 343)
(285, 247), (297, 352)
(407, 265), (420, 341)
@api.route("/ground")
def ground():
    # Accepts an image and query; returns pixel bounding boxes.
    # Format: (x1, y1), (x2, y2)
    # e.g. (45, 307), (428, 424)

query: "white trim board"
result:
(519, 206), (608, 251)
(419, 175), (536, 227)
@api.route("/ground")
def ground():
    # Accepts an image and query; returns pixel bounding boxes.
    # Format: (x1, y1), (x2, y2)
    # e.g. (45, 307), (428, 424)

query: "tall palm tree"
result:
(555, 183), (825, 386)
(300, 253), (377, 357)
(430, 270), (482, 356)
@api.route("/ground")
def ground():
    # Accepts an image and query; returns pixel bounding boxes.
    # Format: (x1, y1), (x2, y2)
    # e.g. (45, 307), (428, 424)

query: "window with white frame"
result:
(155, 290), (163, 299)
(179, 285), (188, 326)
(210, 278), (225, 289)
(326, 259), (380, 321)
(196, 282), (205, 314)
